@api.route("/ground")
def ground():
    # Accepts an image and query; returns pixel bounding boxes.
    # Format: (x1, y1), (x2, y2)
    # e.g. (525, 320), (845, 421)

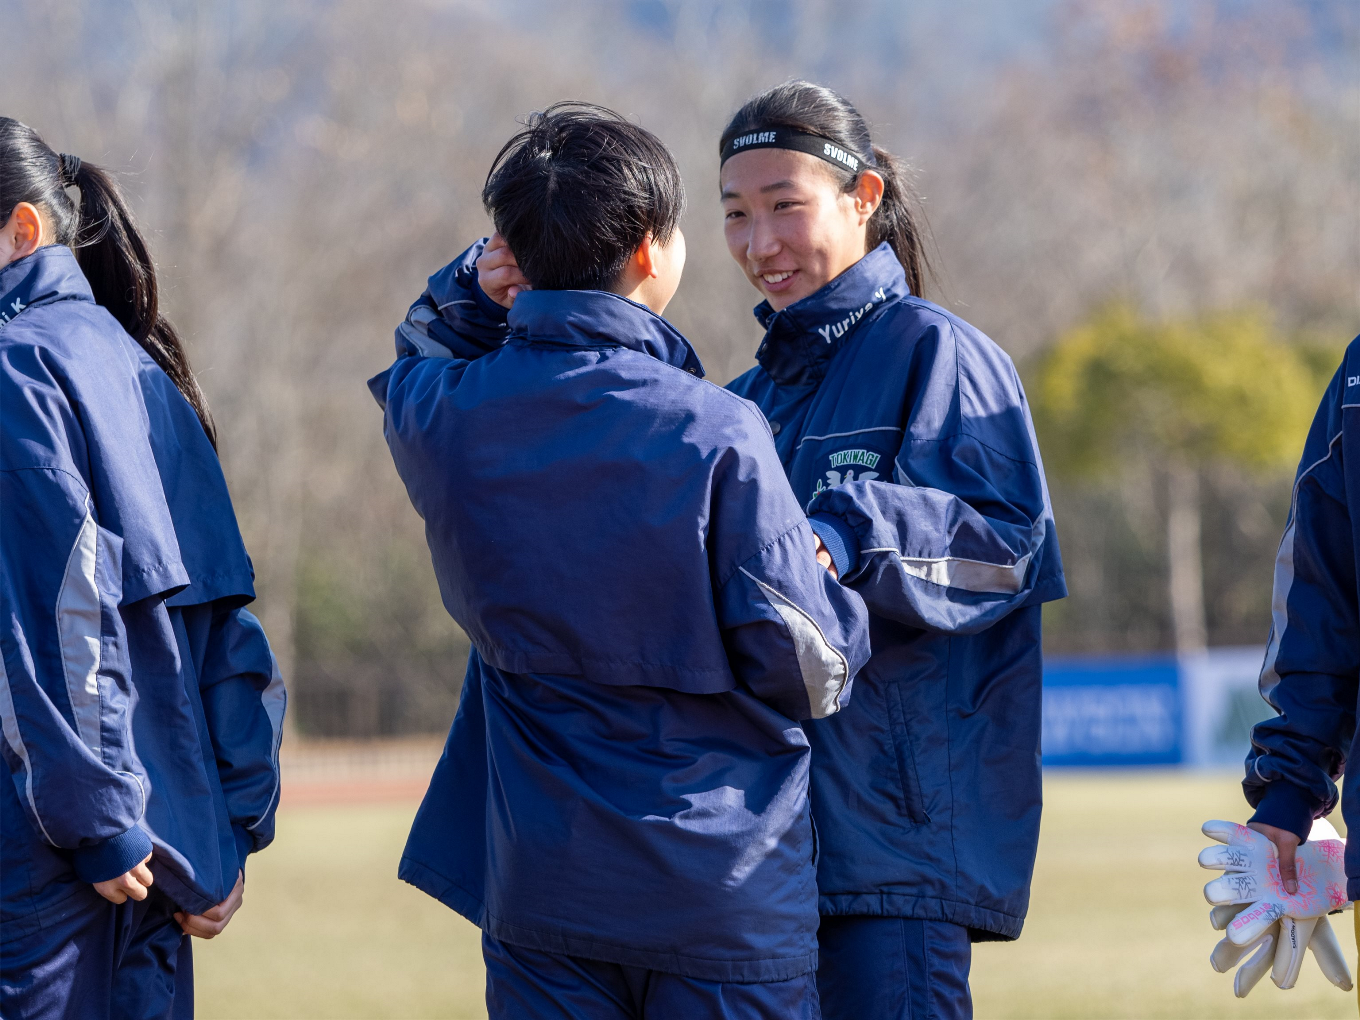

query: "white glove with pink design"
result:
(1199, 817), (1352, 996)
(1209, 903), (1351, 996)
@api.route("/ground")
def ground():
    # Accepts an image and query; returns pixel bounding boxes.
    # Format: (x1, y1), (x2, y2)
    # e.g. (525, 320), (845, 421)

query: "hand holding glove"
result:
(1201, 817), (1352, 996)
(1199, 818), (1347, 945)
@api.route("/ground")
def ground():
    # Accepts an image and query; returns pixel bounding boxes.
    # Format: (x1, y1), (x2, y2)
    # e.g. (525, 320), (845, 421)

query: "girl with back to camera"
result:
(379, 102), (870, 1020)
(717, 82), (1068, 1020)
(0, 118), (285, 1020)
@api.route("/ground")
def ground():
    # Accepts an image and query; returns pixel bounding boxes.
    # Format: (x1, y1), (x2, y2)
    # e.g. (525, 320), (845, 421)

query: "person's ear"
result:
(5, 203), (47, 259)
(853, 171), (884, 225)
(632, 232), (660, 280)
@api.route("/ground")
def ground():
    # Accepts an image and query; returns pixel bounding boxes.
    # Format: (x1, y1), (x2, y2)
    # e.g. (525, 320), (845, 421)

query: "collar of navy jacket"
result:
(753, 241), (908, 388)
(0, 244), (92, 329)
(507, 288), (706, 378)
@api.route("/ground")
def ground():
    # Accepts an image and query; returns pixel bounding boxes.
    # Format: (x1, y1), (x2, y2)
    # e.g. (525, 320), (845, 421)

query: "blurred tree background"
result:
(6, 0), (1357, 736)
(1031, 305), (1330, 655)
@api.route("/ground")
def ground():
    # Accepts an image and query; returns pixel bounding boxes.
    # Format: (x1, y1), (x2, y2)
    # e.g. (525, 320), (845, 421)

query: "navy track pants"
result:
(482, 933), (820, 1020)
(816, 916), (971, 1020)
(0, 885), (192, 1020)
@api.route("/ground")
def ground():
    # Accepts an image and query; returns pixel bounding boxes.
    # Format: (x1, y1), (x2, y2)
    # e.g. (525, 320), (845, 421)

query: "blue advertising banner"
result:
(1042, 654), (1182, 767)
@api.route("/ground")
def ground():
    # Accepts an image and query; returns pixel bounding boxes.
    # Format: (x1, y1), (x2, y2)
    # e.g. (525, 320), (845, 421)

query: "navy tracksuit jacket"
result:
(0, 247), (284, 1007)
(727, 243), (1067, 940)
(371, 240), (871, 982)
(1247, 336), (1360, 897)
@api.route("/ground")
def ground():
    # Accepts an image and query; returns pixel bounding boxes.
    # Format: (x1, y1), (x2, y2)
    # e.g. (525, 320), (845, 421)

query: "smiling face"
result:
(720, 147), (883, 311)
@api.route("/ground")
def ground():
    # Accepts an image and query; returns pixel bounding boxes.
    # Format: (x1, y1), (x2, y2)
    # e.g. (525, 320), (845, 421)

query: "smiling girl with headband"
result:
(718, 81), (1068, 1020)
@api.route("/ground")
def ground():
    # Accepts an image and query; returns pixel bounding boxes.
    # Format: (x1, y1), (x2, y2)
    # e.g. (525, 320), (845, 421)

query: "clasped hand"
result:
(94, 856), (244, 939)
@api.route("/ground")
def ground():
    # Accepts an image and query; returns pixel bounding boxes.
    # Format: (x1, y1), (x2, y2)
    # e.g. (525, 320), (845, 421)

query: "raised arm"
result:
(369, 236), (513, 414)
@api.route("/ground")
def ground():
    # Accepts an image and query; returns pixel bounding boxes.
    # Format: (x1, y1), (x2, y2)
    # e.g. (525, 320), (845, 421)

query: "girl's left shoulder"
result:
(865, 295), (1021, 390)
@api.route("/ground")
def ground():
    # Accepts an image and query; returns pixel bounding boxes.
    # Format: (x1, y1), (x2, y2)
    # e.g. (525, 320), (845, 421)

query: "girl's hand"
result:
(175, 871), (244, 939)
(1248, 821), (1301, 894)
(476, 233), (531, 308)
(814, 534), (839, 581)
(1200, 819), (1347, 949)
(93, 853), (154, 904)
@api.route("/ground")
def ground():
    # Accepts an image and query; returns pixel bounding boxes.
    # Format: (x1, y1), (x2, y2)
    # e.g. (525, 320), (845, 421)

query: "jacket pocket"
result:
(885, 678), (929, 825)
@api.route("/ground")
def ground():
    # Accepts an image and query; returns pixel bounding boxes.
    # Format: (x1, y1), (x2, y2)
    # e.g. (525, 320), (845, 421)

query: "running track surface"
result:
(279, 738), (443, 807)
(282, 777), (433, 806)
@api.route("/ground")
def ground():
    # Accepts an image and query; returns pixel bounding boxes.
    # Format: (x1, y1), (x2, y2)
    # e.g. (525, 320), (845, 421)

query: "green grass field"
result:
(193, 772), (1356, 1019)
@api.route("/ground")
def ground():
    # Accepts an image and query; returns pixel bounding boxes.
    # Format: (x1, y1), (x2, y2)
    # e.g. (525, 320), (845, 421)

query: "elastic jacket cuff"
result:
(472, 279), (510, 324)
(72, 826), (154, 884)
(808, 514), (860, 578)
(1248, 781), (1316, 844)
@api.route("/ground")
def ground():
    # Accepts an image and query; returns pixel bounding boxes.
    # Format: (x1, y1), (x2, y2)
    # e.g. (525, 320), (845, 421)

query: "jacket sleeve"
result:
(1245, 357), (1358, 842)
(198, 605), (286, 866)
(710, 407), (872, 721)
(805, 321), (1061, 635)
(367, 238), (510, 411)
(0, 465), (154, 883)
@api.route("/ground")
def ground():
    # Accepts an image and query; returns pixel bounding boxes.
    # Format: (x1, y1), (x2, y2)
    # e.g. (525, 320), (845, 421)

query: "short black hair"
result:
(482, 102), (685, 292)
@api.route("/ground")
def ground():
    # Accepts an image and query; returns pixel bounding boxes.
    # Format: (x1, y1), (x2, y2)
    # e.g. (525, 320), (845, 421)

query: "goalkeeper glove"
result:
(1210, 903), (1352, 996)
(1199, 818), (1348, 945)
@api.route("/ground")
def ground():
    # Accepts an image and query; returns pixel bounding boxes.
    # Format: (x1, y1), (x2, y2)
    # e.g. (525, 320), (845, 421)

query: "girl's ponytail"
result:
(0, 117), (216, 447)
(866, 145), (929, 301)
(720, 81), (933, 299)
(68, 161), (217, 447)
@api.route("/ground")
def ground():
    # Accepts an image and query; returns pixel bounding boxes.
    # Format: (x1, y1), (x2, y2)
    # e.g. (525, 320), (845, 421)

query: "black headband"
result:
(720, 128), (874, 173)
(57, 153), (81, 186)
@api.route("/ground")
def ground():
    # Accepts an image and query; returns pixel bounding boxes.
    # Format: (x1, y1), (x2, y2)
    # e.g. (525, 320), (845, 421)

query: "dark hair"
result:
(0, 117), (217, 447)
(482, 102), (685, 292)
(720, 81), (932, 298)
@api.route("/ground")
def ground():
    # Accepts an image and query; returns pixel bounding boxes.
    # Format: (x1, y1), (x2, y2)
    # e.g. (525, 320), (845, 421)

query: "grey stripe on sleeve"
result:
(1259, 515), (1300, 705)
(1259, 428), (1345, 702)
(55, 506), (103, 756)
(246, 650), (288, 831)
(0, 652), (56, 844)
(738, 567), (849, 720)
(857, 549), (1034, 595)
(398, 305), (454, 359)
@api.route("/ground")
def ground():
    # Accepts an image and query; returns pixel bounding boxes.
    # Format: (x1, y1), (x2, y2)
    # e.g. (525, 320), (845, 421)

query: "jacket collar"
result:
(0, 246), (92, 330)
(753, 242), (908, 387)
(508, 289), (705, 378)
